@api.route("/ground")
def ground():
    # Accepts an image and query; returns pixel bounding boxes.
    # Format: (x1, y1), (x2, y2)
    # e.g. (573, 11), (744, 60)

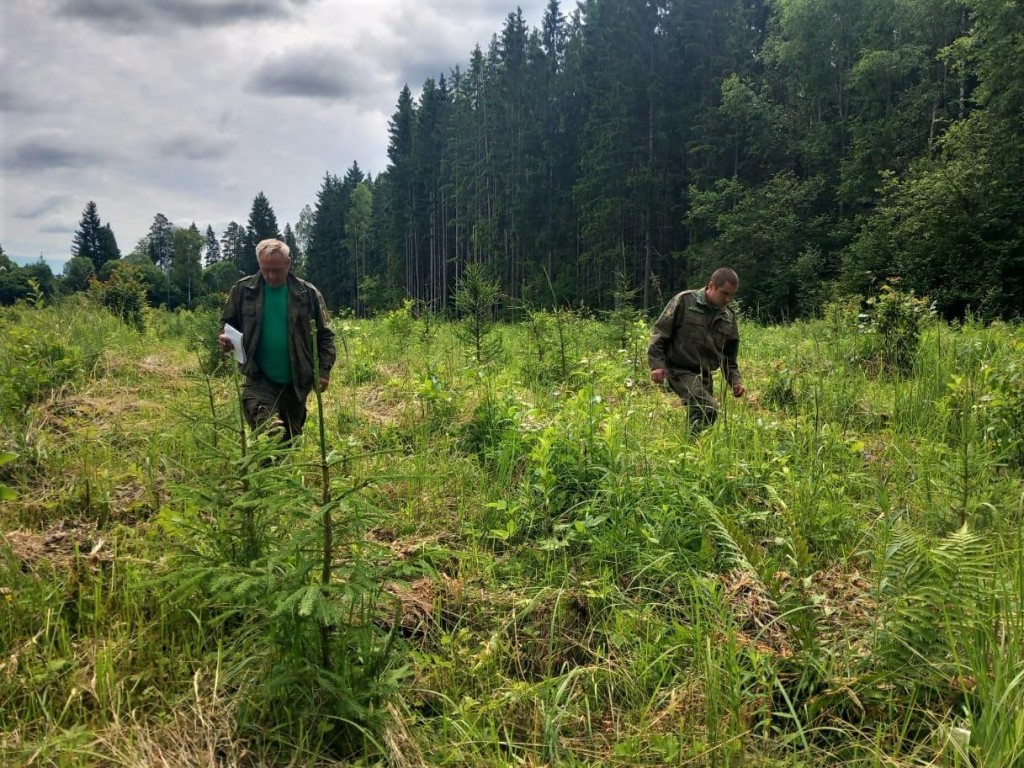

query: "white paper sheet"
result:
(223, 323), (246, 364)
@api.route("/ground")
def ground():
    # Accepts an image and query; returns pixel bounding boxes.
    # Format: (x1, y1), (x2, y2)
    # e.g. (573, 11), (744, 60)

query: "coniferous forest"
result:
(3, 0), (1023, 322)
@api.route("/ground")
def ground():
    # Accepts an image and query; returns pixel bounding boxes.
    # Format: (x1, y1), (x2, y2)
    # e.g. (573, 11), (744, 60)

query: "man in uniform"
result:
(648, 267), (745, 432)
(218, 238), (335, 441)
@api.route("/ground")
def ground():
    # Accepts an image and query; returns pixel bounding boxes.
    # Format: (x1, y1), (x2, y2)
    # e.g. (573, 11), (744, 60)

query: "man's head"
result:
(256, 239), (292, 288)
(705, 267), (739, 308)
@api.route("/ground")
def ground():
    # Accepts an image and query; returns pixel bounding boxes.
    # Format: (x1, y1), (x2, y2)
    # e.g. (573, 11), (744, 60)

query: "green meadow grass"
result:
(1, 296), (1022, 766)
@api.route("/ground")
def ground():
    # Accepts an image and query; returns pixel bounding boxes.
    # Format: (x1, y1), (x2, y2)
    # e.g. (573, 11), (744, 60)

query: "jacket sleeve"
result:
(220, 283), (242, 332)
(648, 294), (681, 371)
(721, 323), (742, 387)
(311, 286), (336, 376)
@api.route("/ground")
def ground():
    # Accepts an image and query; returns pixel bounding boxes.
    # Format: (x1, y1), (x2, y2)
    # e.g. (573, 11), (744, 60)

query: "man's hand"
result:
(732, 383), (746, 398)
(650, 368), (668, 384)
(319, 375), (330, 391)
(218, 333), (234, 354)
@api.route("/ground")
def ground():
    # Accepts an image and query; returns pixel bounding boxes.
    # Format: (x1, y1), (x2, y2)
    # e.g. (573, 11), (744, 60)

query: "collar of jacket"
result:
(693, 288), (733, 320)
(240, 272), (303, 293)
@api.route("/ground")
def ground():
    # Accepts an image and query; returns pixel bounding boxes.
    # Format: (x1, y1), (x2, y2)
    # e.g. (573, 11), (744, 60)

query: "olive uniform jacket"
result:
(647, 288), (742, 388)
(220, 272), (336, 399)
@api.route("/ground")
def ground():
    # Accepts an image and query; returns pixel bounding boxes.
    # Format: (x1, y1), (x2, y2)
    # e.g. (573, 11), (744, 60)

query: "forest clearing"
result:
(2, 292), (1023, 766)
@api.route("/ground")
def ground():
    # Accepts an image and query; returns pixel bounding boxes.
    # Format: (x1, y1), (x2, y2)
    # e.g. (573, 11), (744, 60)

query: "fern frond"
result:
(696, 494), (762, 576)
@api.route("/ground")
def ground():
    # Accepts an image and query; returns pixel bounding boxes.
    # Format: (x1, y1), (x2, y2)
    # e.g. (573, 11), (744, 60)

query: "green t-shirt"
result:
(256, 284), (292, 384)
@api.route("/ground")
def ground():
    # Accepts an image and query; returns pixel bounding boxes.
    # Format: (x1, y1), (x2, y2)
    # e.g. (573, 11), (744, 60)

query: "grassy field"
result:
(2, 294), (1023, 767)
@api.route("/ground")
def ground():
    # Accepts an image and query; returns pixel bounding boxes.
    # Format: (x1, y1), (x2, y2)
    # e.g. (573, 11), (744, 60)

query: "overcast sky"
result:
(1, 0), (547, 270)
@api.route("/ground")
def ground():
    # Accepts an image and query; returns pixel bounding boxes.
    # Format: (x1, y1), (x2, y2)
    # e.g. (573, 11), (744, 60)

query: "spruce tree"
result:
(204, 224), (221, 267)
(346, 183), (373, 315)
(220, 222), (246, 272)
(283, 223), (299, 262)
(97, 224), (121, 270)
(242, 192), (282, 275)
(71, 201), (104, 270)
(306, 172), (347, 309)
(148, 213), (175, 270)
(386, 87), (416, 302)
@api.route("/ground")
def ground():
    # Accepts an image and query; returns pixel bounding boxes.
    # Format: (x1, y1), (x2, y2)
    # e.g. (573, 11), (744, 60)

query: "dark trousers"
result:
(241, 376), (307, 442)
(666, 370), (719, 432)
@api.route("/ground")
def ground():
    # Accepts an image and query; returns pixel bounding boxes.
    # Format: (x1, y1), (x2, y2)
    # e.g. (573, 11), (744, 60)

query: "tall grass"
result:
(1, 291), (1022, 765)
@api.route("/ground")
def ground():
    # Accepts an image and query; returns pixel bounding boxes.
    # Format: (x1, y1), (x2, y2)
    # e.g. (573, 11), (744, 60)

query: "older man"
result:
(218, 238), (335, 441)
(648, 267), (746, 432)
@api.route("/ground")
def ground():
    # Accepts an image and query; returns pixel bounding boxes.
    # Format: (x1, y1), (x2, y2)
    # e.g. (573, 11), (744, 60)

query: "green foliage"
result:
(183, 308), (229, 378)
(203, 258), (241, 294)
(454, 263), (504, 365)
(0, 261), (56, 306)
(382, 298), (416, 343)
(61, 256), (96, 294)
(3, 302), (1023, 765)
(161, 378), (405, 757)
(0, 316), (84, 418)
(600, 273), (646, 358)
(413, 369), (460, 433)
(518, 306), (585, 385)
(858, 284), (931, 374)
(686, 173), (833, 320)
(98, 262), (148, 330)
(872, 521), (992, 692)
(168, 224), (206, 309)
(241, 192), (282, 276)
(762, 360), (800, 410)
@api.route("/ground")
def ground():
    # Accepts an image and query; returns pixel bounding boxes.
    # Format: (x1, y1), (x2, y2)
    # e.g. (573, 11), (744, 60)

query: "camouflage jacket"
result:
(220, 272), (336, 399)
(648, 288), (742, 387)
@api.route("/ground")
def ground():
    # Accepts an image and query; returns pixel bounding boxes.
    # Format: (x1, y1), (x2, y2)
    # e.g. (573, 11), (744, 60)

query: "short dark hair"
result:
(710, 267), (739, 288)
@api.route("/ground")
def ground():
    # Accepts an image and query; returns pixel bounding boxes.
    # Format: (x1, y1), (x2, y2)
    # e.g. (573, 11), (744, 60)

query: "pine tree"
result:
(306, 172), (346, 309)
(204, 224), (221, 267)
(283, 223), (299, 264)
(220, 222), (246, 271)
(242, 192), (282, 275)
(411, 77), (451, 309)
(346, 183), (373, 315)
(71, 201), (104, 270)
(386, 86), (416, 303)
(148, 213), (175, 270)
(97, 224), (121, 272)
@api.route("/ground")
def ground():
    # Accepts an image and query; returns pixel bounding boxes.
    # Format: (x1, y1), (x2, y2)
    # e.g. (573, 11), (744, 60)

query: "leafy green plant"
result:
(97, 263), (147, 331)
(763, 360), (799, 410)
(413, 368), (460, 433)
(871, 521), (991, 693)
(0, 322), (83, 419)
(859, 283), (932, 374)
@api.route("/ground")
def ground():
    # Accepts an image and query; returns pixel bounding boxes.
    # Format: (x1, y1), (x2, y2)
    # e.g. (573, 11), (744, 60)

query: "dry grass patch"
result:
(3, 520), (112, 571)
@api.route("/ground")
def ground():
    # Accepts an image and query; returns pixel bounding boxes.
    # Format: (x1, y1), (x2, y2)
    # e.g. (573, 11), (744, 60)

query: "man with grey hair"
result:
(218, 238), (335, 441)
(648, 267), (746, 433)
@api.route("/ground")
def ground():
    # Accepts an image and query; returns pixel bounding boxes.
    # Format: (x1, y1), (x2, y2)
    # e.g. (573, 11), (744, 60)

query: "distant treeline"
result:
(6, 0), (1022, 320)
